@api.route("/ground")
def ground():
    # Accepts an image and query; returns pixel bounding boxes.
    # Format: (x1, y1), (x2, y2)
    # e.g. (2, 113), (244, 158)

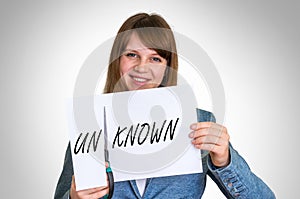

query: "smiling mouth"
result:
(130, 75), (150, 84)
(133, 77), (147, 82)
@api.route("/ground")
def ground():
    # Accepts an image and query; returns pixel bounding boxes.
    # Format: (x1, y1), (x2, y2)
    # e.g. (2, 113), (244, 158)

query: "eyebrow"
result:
(123, 48), (160, 56)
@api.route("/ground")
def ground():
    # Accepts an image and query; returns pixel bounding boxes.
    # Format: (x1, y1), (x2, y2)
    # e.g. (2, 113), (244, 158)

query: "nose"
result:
(134, 58), (149, 73)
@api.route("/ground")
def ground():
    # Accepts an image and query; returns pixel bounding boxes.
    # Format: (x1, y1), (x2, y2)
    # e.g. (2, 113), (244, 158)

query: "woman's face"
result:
(119, 33), (167, 91)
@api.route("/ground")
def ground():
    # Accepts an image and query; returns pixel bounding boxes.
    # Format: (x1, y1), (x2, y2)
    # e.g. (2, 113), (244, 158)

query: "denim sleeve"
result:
(196, 109), (275, 198)
(54, 143), (73, 199)
(206, 145), (276, 198)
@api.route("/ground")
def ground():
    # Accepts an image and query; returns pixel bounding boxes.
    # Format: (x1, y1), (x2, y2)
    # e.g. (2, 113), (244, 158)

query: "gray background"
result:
(1, 0), (299, 198)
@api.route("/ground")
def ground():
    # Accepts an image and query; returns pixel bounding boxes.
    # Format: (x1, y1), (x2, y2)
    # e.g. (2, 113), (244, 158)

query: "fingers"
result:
(73, 186), (109, 199)
(189, 122), (229, 141)
(70, 175), (109, 199)
(189, 122), (230, 153)
(71, 175), (76, 193)
(79, 187), (109, 199)
(80, 186), (108, 195)
(189, 128), (223, 138)
(189, 122), (230, 167)
(190, 122), (226, 132)
(194, 143), (221, 152)
(190, 122), (215, 130)
(191, 134), (227, 147)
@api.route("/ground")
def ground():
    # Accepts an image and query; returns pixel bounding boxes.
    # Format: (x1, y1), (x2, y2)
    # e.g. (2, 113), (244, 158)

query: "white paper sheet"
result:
(67, 85), (202, 191)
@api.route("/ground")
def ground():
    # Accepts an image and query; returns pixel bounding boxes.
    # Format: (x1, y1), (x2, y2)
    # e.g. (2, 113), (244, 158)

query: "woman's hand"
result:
(70, 175), (109, 199)
(189, 122), (230, 167)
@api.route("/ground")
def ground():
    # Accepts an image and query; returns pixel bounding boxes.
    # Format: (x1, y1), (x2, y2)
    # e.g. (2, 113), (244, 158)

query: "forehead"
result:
(125, 32), (156, 53)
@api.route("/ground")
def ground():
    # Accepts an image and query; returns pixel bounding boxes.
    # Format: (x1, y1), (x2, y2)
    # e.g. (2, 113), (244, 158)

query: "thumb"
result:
(71, 175), (77, 191)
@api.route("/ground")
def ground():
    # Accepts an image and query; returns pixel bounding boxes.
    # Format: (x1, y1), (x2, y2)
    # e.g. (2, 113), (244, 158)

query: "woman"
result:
(55, 13), (275, 199)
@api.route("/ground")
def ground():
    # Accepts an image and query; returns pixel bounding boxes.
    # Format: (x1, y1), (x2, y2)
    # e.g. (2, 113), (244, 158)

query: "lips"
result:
(132, 77), (147, 83)
(127, 74), (160, 90)
(129, 75), (150, 85)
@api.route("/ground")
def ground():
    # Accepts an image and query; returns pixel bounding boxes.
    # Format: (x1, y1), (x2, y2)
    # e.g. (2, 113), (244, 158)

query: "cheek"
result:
(119, 57), (131, 76)
(153, 65), (167, 80)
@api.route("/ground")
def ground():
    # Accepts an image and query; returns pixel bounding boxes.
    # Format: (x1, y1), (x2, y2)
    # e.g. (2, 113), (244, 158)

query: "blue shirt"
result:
(54, 109), (275, 199)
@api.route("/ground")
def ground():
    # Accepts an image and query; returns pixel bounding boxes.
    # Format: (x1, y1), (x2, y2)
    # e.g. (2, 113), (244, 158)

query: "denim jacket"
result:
(54, 109), (275, 199)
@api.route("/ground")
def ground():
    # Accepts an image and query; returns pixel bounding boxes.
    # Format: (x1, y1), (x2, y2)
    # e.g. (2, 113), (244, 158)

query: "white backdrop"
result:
(1, 1), (299, 198)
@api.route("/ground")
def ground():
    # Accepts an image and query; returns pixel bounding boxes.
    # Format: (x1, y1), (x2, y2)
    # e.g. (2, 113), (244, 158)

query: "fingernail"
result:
(190, 124), (197, 130)
(189, 132), (194, 138)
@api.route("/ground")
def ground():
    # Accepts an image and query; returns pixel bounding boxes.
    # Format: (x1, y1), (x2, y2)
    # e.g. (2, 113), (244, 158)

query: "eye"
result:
(126, 53), (138, 58)
(151, 57), (162, 62)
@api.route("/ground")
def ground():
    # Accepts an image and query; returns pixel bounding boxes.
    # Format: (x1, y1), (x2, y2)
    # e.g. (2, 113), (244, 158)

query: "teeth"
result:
(133, 77), (147, 82)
